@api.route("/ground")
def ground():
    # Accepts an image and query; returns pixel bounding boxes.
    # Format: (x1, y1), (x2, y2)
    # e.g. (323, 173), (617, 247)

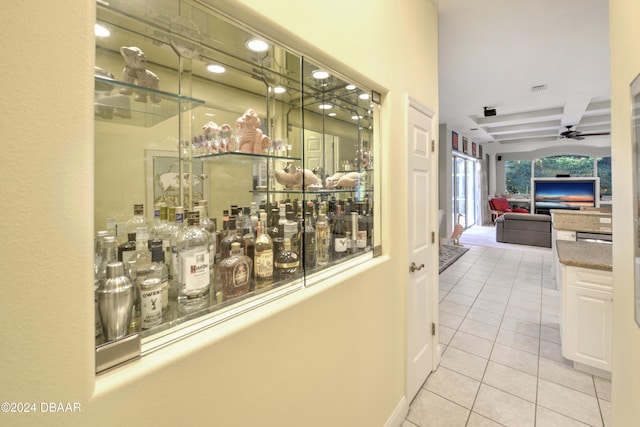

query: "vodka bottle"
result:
(168, 206), (185, 301)
(219, 242), (252, 301)
(315, 212), (330, 266)
(195, 204), (216, 282)
(150, 203), (169, 243)
(176, 210), (212, 304)
(274, 238), (300, 281)
(254, 220), (273, 289)
(133, 226), (152, 285)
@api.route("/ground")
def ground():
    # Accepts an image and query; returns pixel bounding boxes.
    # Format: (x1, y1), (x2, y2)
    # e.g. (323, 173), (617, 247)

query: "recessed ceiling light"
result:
(273, 86), (286, 94)
(312, 69), (330, 80)
(247, 38), (269, 52)
(328, 112), (337, 117)
(319, 104), (333, 110)
(206, 64), (226, 74)
(358, 93), (370, 100)
(345, 84), (356, 90)
(95, 23), (111, 38)
(351, 114), (363, 120)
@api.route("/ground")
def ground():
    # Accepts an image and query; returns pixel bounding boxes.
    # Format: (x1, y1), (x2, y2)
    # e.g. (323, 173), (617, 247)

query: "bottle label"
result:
(275, 261), (299, 269)
(255, 251), (273, 278)
(334, 237), (348, 252)
(232, 262), (250, 288)
(140, 287), (162, 329)
(357, 231), (367, 248)
(181, 251), (210, 291)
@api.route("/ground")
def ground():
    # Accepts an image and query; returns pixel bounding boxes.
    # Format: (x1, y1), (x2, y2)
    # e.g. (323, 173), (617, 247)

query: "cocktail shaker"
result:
(97, 262), (134, 341)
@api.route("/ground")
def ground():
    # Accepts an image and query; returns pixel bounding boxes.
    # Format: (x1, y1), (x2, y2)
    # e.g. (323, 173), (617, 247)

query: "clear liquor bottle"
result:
(274, 238), (300, 281)
(118, 204), (148, 264)
(176, 210), (212, 304)
(168, 206), (185, 301)
(219, 242), (252, 301)
(254, 220), (273, 289)
(150, 203), (169, 243)
(315, 212), (330, 266)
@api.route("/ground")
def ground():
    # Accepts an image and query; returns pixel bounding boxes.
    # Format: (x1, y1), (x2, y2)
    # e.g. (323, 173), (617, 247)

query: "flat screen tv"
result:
(531, 177), (600, 214)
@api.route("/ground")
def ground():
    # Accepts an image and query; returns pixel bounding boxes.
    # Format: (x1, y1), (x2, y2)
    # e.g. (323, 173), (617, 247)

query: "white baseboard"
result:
(384, 395), (408, 427)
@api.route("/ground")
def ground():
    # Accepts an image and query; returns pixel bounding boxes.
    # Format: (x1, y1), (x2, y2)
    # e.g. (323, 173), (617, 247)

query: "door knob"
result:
(409, 262), (425, 273)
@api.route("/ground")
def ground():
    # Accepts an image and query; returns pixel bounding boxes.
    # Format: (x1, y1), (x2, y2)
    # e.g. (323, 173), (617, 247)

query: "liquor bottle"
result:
(118, 204), (148, 264)
(267, 208), (280, 242)
(150, 203), (162, 233)
(254, 220), (273, 289)
(283, 210), (298, 242)
(315, 212), (330, 266)
(148, 239), (170, 317)
(332, 204), (347, 259)
(356, 202), (368, 251)
(139, 277), (163, 330)
(194, 205), (216, 283)
(250, 202), (259, 230)
(197, 200), (216, 235)
(133, 226), (152, 285)
(150, 203), (169, 245)
(304, 205), (316, 268)
(241, 206), (255, 272)
(219, 217), (243, 261)
(274, 238), (300, 281)
(168, 206), (185, 301)
(125, 259), (140, 334)
(176, 210), (212, 304)
(219, 242), (252, 301)
(350, 211), (358, 254)
(273, 224), (285, 256)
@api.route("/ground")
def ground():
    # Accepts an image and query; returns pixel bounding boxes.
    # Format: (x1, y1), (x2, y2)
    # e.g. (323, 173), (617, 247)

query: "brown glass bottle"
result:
(274, 238), (300, 281)
(254, 220), (273, 289)
(219, 242), (252, 301)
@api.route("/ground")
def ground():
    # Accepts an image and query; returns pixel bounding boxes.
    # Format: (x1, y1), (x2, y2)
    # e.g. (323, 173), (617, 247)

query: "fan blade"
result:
(579, 132), (611, 136)
(572, 135), (585, 140)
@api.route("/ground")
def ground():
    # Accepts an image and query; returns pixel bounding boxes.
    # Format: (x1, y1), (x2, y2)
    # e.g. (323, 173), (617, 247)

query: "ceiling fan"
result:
(560, 126), (610, 140)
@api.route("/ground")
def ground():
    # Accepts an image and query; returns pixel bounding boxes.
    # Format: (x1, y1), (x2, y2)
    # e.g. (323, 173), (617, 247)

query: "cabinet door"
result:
(563, 284), (612, 371)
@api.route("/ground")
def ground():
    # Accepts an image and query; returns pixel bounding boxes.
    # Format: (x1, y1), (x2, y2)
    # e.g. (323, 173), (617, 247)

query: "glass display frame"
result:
(631, 72), (640, 328)
(93, 0), (381, 371)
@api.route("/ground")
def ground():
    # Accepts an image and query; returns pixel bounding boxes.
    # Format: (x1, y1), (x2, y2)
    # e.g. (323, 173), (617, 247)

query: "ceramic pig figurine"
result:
(325, 172), (345, 189)
(273, 165), (321, 190)
(119, 46), (160, 103)
(336, 172), (360, 189)
(237, 109), (271, 154)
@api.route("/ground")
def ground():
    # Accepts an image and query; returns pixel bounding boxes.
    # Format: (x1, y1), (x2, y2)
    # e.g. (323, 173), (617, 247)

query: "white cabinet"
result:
(561, 265), (612, 375)
(552, 229), (577, 289)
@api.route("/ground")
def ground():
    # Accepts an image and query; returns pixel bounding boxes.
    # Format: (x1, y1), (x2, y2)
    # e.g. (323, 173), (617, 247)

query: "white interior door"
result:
(406, 99), (436, 401)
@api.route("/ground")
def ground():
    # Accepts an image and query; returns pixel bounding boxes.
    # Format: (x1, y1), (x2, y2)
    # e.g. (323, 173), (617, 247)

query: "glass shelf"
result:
(192, 151), (301, 162)
(250, 189), (372, 195)
(94, 76), (204, 127)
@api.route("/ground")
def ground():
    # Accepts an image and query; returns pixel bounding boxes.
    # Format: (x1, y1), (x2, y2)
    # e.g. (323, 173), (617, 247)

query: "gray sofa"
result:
(495, 213), (552, 248)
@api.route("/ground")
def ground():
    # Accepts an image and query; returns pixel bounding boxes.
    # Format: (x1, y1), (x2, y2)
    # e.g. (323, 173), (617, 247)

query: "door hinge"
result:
(432, 323), (436, 336)
(431, 139), (435, 153)
(431, 231), (435, 244)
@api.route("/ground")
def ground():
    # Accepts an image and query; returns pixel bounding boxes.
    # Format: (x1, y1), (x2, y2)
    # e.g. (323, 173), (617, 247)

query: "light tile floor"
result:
(403, 226), (611, 427)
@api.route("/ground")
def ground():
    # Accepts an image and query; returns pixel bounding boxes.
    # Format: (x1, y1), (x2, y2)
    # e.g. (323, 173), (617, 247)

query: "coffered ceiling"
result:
(437, 0), (611, 153)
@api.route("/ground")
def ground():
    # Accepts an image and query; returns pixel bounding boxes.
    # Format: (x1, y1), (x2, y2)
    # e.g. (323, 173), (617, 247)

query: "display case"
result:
(93, 0), (380, 372)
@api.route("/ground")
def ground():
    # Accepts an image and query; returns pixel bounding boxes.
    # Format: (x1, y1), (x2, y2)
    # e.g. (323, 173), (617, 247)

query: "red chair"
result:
(489, 197), (528, 222)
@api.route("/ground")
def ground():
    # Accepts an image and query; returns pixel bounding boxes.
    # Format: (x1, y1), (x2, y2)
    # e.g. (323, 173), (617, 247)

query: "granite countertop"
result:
(556, 240), (613, 271)
(550, 209), (612, 234)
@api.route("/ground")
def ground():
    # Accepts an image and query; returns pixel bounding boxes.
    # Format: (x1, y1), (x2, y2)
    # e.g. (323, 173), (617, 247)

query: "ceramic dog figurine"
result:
(119, 46), (160, 103)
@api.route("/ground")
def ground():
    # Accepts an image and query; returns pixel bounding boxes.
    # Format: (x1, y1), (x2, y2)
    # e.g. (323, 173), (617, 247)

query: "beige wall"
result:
(0, 1), (438, 426)
(610, 0), (640, 425)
